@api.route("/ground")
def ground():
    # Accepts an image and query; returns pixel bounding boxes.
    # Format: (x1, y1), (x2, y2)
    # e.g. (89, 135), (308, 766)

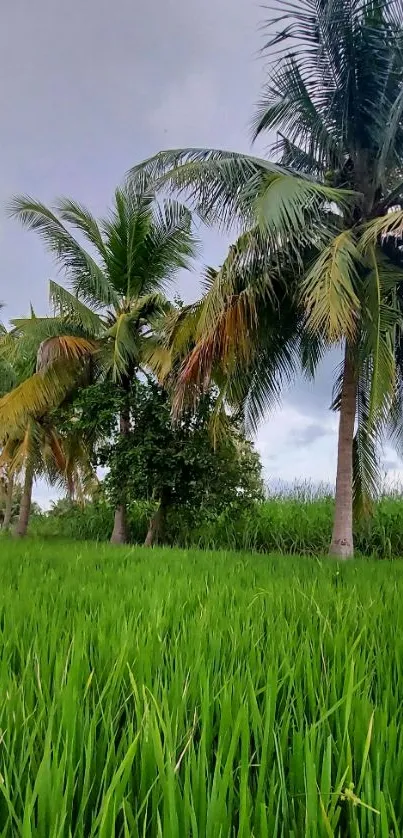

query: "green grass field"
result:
(0, 541), (402, 836)
(30, 491), (403, 557)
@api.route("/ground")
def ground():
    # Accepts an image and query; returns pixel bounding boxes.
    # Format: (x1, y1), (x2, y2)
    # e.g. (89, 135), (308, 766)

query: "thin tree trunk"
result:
(110, 397), (130, 544)
(3, 471), (14, 530)
(14, 464), (34, 538)
(144, 496), (168, 547)
(329, 345), (357, 559)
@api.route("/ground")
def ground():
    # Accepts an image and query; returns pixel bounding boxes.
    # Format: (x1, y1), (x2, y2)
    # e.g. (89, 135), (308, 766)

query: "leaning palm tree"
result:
(0, 317), (96, 536)
(4, 181), (197, 542)
(1, 413), (94, 537)
(130, 0), (403, 557)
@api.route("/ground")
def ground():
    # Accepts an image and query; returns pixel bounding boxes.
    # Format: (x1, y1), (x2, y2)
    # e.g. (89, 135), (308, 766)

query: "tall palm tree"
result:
(3, 181), (197, 542)
(130, 0), (403, 557)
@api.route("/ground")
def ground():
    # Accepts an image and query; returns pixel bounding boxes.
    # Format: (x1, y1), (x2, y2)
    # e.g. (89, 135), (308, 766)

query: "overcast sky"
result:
(1, 0), (401, 506)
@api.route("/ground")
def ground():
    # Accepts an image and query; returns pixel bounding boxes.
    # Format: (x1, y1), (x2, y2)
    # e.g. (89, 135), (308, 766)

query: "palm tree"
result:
(0, 316), (95, 537)
(4, 181), (197, 542)
(1, 413), (94, 537)
(130, 0), (403, 557)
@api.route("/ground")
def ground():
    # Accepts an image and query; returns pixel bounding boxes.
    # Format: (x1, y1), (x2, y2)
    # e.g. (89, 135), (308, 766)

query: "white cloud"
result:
(255, 403), (338, 486)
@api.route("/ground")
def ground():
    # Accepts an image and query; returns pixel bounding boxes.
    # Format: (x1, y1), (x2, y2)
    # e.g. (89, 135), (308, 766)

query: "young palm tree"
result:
(131, 0), (403, 557)
(4, 182), (197, 542)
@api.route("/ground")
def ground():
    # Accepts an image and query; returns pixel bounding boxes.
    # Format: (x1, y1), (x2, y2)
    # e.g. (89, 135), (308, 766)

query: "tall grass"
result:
(31, 490), (403, 557)
(0, 540), (402, 835)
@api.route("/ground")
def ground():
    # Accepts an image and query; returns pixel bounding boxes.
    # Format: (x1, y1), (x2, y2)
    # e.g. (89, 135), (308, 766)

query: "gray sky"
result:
(1, 0), (401, 505)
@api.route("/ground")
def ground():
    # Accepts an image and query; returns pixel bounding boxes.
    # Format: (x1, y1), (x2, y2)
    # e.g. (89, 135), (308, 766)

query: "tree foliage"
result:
(61, 378), (264, 543)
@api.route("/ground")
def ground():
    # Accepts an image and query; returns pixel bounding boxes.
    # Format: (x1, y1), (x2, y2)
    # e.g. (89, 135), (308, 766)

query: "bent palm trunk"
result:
(14, 464), (34, 538)
(144, 494), (168, 547)
(3, 471), (14, 530)
(329, 346), (357, 559)
(110, 399), (130, 544)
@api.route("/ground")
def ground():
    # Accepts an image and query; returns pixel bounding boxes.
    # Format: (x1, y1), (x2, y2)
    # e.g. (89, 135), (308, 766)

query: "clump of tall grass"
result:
(30, 481), (403, 557)
(0, 540), (403, 835)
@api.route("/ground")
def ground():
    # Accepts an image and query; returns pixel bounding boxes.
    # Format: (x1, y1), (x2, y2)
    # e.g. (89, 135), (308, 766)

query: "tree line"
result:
(2, 0), (403, 558)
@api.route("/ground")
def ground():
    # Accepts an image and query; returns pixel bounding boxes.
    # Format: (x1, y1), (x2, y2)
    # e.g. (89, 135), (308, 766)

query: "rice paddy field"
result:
(0, 540), (403, 836)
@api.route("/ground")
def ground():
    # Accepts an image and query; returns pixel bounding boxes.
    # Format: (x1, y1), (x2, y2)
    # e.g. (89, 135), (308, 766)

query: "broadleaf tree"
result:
(59, 378), (264, 546)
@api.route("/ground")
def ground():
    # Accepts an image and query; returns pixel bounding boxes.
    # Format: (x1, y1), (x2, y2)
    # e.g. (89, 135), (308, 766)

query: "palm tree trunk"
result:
(110, 503), (128, 544)
(329, 345), (357, 559)
(110, 398), (130, 544)
(144, 495), (168, 547)
(3, 471), (14, 530)
(14, 464), (34, 538)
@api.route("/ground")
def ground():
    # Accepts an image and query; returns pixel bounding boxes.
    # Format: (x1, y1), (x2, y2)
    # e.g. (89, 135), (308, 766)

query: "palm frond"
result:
(240, 333), (301, 434)
(49, 281), (104, 334)
(302, 230), (362, 341)
(270, 133), (325, 176)
(140, 340), (173, 382)
(129, 148), (355, 239)
(54, 198), (109, 261)
(195, 232), (276, 341)
(386, 369), (403, 458)
(376, 84), (403, 185)
(36, 335), (97, 371)
(4, 423), (38, 475)
(141, 199), (198, 292)
(44, 428), (67, 475)
(103, 293), (171, 380)
(252, 172), (349, 248)
(8, 196), (118, 309)
(264, 0), (402, 148)
(252, 56), (340, 168)
(8, 185), (187, 389)
(378, 176), (403, 212)
(133, 292), (172, 324)
(171, 234), (307, 430)
(361, 247), (401, 424)
(353, 383), (381, 519)
(105, 312), (140, 380)
(100, 186), (196, 302)
(360, 208), (403, 251)
(100, 185), (154, 299)
(0, 362), (78, 436)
